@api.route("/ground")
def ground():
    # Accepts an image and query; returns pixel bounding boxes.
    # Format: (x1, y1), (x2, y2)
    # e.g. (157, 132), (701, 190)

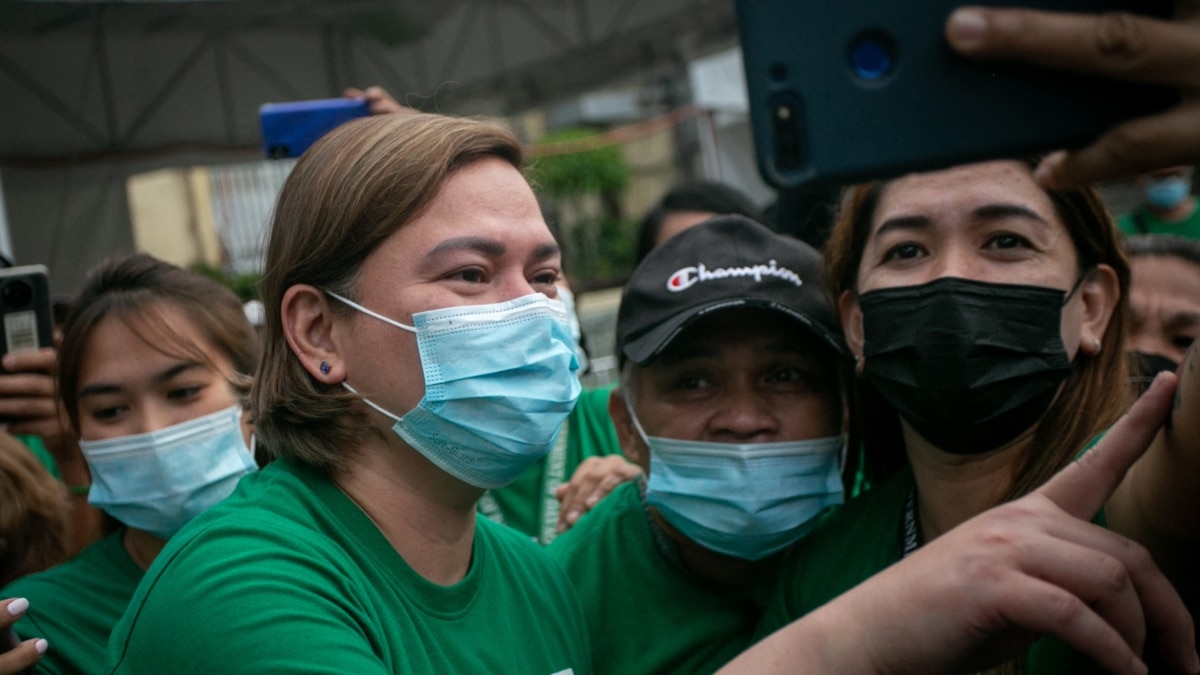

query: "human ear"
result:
(281, 284), (346, 383)
(1075, 264), (1119, 357)
(839, 290), (865, 374)
(608, 388), (650, 472)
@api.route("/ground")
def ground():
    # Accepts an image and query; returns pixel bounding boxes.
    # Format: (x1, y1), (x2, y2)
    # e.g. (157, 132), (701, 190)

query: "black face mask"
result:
(1130, 351), (1179, 393)
(858, 277), (1075, 455)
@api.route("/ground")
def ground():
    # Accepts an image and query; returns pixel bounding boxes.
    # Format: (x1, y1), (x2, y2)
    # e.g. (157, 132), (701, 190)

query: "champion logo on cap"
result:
(665, 260), (803, 292)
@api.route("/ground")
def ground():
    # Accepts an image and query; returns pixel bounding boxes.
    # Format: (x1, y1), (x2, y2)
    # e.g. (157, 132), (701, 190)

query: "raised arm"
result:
(721, 374), (1198, 675)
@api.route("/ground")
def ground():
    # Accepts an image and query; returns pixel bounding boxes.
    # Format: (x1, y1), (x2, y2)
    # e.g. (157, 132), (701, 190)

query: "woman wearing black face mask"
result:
(756, 159), (1200, 673)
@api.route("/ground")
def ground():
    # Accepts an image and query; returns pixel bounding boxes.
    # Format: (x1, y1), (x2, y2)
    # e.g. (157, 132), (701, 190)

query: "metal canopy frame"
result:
(0, 0), (737, 163)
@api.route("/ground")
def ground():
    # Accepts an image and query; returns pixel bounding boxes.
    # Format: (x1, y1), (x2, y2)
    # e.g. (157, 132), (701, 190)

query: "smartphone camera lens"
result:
(1, 280), (33, 309)
(848, 31), (895, 82)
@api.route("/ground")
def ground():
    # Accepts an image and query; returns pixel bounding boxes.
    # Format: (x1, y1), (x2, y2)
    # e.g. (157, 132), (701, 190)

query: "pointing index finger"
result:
(1036, 372), (1176, 520)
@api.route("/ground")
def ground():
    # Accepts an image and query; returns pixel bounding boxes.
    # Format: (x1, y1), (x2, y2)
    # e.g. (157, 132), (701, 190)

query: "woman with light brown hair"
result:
(105, 111), (590, 674)
(756, 159), (1200, 673)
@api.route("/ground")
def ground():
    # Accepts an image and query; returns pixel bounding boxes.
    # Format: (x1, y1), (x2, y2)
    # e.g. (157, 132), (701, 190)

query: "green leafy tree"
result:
(530, 128), (635, 288)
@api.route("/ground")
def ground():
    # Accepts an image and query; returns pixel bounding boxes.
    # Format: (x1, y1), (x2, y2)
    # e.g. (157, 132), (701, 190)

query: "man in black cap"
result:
(546, 214), (849, 675)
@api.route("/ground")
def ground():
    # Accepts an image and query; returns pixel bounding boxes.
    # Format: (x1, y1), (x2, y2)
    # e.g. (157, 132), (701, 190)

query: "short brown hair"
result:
(251, 111), (524, 475)
(57, 253), (258, 437)
(0, 433), (69, 587)
(825, 160), (1131, 500)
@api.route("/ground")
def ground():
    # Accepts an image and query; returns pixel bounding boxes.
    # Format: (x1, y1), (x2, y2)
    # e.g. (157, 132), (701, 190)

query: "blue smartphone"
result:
(258, 98), (371, 159)
(736, 0), (1177, 189)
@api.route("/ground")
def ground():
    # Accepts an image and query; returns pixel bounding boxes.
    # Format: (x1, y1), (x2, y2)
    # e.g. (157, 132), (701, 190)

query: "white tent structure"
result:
(0, 0), (742, 290)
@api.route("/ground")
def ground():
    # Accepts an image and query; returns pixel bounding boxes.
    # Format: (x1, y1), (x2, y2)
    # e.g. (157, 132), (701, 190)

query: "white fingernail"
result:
(35, 638), (48, 654)
(7, 597), (29, 617)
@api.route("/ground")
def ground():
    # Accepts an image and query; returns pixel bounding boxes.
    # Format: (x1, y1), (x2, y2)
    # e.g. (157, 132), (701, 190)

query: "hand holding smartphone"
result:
(259, 98), (371, 159)
(0, 266), (52, 370)
(735, 0), (1178, 189)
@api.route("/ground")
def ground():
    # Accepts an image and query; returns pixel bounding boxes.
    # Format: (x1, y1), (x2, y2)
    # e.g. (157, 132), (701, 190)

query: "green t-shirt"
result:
(478, 385), (623, 545)
(756, 465), (1106, 674)
(547, 481), (768, 675)
(105, 458), (591, 675)
(1117, 204), (1200, 240)
(2, 530), (142, 675)
(15, 434), (59, 479)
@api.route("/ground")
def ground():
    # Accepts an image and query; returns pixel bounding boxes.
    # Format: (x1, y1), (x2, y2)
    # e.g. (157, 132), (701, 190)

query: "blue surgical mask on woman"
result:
(556, 286), (590, 375)
(628, 406), (843, 561)
(327, 292), (582, 489)
(80, 405), (257, 540)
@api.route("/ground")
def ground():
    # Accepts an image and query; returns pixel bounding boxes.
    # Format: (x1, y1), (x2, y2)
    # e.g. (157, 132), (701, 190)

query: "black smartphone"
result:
(736, 0), (1178, 189)
(259, 98), (371, 159)
(0, 264), (53, 370)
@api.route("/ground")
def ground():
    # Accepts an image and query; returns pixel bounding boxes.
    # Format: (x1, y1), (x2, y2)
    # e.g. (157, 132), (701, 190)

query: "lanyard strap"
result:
(901, 485), (923, 558)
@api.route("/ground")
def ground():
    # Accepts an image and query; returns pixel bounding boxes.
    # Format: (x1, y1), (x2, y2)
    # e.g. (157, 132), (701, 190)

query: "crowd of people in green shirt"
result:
(2, 5), (1200, 675)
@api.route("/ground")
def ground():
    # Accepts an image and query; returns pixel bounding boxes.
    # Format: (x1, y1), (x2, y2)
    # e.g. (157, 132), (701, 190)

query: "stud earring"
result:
(1093, 338), (1102, 353)
(319, 361), (331, 375)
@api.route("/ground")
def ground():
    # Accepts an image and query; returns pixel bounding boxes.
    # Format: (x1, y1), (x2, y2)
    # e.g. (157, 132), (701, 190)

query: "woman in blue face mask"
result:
(1, 253), (259, 674)
(757, 159), (1200, 673)
(103, 111), (591, 675)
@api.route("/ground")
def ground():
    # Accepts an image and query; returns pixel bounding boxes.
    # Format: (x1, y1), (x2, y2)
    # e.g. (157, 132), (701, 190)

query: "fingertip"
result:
(6, 597), (29, 617)
(946, 7), (989, 52)
(1, 353), (14, 370)
(1034, 151), (1068, 190)
(35, 638), (48, 655)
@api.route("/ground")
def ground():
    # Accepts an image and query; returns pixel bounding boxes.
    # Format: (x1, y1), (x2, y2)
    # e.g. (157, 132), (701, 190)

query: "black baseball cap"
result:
(617, 214), (845, 365)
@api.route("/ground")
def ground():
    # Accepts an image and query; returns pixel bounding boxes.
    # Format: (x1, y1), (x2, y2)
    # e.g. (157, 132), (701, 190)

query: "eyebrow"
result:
(425, 237), (561, 262)
(77, 362), (205, 399)
(427, 237), (507, 258)
(875, 202), (1049, 238)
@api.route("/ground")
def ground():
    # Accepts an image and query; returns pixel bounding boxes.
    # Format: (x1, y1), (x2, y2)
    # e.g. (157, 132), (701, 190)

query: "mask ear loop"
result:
(622, 393), (654, 452)
(324, 290), (419, 333)
(1061, 266), (1096, 306)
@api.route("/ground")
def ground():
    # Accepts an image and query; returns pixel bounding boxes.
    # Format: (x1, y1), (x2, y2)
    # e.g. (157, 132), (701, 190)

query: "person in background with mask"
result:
(757, 158), (1200, 673)
(106, 111), (590, 674)
(1, 253), (259, 674)
(1117, 166), (1200, 239)
(548, 216), (847, 674)
(1124, 234), (1200, 385)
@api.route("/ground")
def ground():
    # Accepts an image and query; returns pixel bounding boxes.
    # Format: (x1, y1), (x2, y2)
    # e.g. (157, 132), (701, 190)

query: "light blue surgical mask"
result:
(79, 405), (257, 540)
(327, 292), (582, 489)
(630, 409), (844, 561)
(556, 286), (589, 375)
(1144, 175), (1192, 210)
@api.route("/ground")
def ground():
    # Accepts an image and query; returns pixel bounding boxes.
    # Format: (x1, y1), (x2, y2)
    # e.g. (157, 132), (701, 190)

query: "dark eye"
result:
(985, 233), (1031, 250)
(768, 368), (799, 384)
(676, 375), (712, 391)
(1172, 335), (1196, 351)
(453, 268), (486, 283)
(532, 271), (561, 286)
(167, 386), (203, 401)
(92, 406), (124, 421)
(882, 242), (924, 262)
